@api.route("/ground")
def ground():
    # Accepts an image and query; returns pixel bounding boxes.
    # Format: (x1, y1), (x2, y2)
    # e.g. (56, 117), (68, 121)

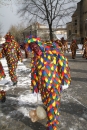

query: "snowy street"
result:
(0, 47), (87, 130)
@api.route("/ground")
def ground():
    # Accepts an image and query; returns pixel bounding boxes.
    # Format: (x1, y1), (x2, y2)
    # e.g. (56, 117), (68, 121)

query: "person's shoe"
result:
(13, 81), (17, 86)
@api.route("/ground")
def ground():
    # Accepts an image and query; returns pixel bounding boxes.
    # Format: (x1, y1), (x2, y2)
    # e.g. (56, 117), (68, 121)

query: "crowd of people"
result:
(0, 32), (87, 130)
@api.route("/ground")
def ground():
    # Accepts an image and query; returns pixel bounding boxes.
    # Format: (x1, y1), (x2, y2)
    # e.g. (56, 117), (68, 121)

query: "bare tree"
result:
(0, 0), (12, 6)
(8, 24), (25, 43)
(17, 0), (80, 40)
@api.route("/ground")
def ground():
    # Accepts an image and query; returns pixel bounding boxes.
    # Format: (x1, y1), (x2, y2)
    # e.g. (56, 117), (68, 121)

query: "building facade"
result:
(67, 0), (87, 43)
(23, 22), (51, 41)
(23, 22), (67, 41)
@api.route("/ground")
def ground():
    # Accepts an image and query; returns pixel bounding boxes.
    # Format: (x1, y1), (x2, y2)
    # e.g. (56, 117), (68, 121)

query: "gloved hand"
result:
(62, 84), (69, 90)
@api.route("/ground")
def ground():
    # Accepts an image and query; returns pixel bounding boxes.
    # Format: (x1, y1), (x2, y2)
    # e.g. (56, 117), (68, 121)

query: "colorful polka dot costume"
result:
(24, 36), (71, 130)
(0, 61), (6, 103)
(0, 61), (6, 79)
(1, 34), (23, 83)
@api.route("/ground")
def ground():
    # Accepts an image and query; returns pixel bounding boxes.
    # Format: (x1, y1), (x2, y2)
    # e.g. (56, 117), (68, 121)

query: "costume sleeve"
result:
(0, 52), (2, 58)
(0, 61), (6, 79)
(0, 44), (6, 58)
(16, 43), (23, 62)
(57, 54), (71, 86)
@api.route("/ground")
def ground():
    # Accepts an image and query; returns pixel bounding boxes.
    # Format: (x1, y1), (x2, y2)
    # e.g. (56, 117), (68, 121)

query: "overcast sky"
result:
(0, 0), (81, 37)
(0, 0), (22, 36)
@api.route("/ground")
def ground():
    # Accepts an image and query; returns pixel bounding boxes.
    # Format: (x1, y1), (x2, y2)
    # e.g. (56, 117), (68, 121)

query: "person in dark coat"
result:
(0, 32), (23, 86)
(70, 39), (78, 59)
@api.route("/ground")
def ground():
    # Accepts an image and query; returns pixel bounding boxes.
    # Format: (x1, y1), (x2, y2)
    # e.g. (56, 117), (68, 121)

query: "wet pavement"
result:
(0, 53), (87, 130)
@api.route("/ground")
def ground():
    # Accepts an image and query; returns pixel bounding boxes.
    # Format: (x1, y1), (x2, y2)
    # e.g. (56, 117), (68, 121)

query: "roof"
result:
(72, 9), (78, 17)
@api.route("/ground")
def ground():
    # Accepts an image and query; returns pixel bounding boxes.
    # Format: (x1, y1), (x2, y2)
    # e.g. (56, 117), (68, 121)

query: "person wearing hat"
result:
(61, 37), (69, 53)
(70, 39), (78, 59)
(0, 32), (23, 86)
(82, 37), (87, 59)
(24, 36), (71, 130)
(55, 39), (63, 51)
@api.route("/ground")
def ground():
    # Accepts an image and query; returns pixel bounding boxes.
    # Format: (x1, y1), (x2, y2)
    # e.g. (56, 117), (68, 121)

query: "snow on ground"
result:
(0, 58), (42, 117)
(0, 44), (85, 121)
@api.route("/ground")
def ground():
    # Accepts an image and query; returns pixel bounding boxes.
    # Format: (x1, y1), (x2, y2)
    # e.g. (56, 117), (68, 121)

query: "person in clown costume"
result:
(0, 53), (6, 103)
(0, 32), (23, 86)
(24, 35), (71, 130)
(0, 59), (6, 80)
(82, 37), (87, 59)
(70, 39), (78, 59)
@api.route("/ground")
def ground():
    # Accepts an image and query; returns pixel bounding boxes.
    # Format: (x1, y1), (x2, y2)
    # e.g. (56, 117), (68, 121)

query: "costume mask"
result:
(29, 42), (42, 56)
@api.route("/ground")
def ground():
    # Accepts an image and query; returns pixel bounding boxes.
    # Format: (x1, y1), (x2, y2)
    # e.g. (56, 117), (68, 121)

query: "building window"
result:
(75, 30), (77, 33)
(75, 20), (77, 25)
(30, 31), (31, 35)
(69, 30), (71, 35)
(85, 23), (87, 35)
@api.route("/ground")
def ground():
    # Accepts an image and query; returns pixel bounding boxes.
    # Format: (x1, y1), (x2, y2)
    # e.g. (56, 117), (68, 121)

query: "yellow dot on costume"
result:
(52, 50), (56, 54)
(55, 68), (57, 71)
(53, 74), (55, 78)
(41, 57), (43, 63)
(51, 66), (54, 71)
(48, 55), (51, 60)
(42, 66), (45, 70)
(36, 77), (38, 81)
(45, 78), (48, 82)
(37, 55), (40, 58)
(47, 107), (50, 111)
(52, 101), (56, 107)
(68, 81), (70, 84)
(51, 89), (53, 92)
(64, 69), (67, 73)
(38, 65), (42, 69)
(59, 60), (63, 66)
(33, 81), (36, 85)
(53, 58), (56, 64)
(49, 115), (53, 120)
(38, 71), (42, 76)
(44, 54), (46, 57)
(66, 64), (68, 67)
(56, 84), (58, 89)
(44, 62), (47, 65)
(54, 109), (57, 114)
(48, 72), (51, 76)
(58, 98), (60, 101)
(49, 51), (52, 54)
(58, 112), (60, 115)
(58, 79), (61, 84)
(33, 38), (36, 41)
(48, 85), (51, 89)
(50, 80), (52, 83)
